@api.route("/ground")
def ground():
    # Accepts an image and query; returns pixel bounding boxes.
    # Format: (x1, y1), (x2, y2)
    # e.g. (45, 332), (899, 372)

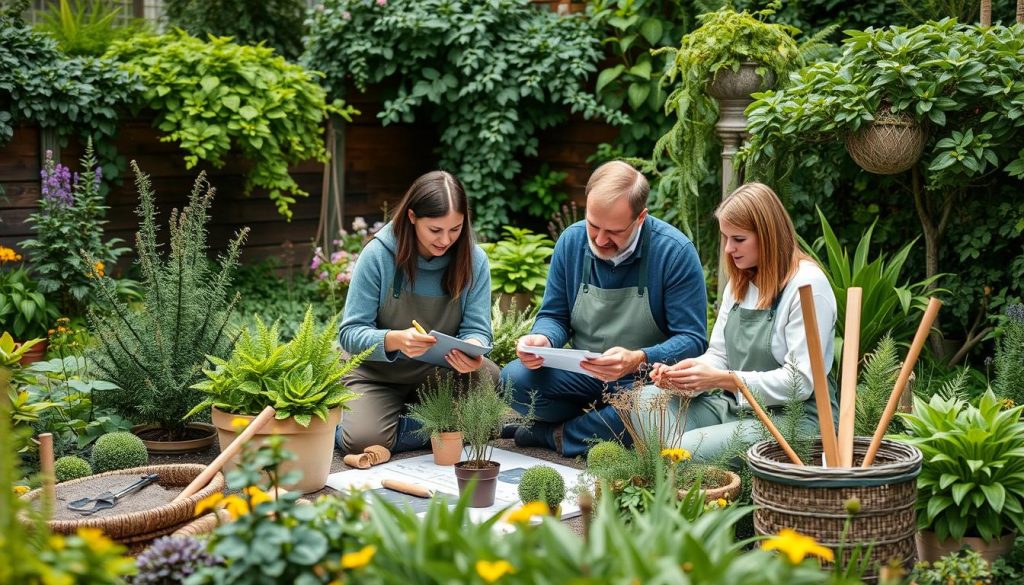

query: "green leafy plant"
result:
(897, 391), (1024, 542)
(510, 164), (569, 220)
(88, 165), (246, 440)
(646, 4), (803, 233)
(106, 31), (356, 219)
(405, 370), (460, 439)
(90, 430), (147, 473)
(518, 465), (566, 509)
(230, 256), (328, 339)
(911, 548), (993, 585)
(479, 227), (554, 299)
(304, 0), (624, 235)
(54, 455), (92, 482)
(488, 298), (536, 368)
(164, 0), (306, 60)
(0, 249), (59, 341)
(803, 209), (944, 363)
(457, 375), (517, 467)
(188, 309), (369, 427)
(20, 143), (128, 316)
(993, 304), (1024, 407)
(0, 331), (44, 368)
(35, 0), (148, 57)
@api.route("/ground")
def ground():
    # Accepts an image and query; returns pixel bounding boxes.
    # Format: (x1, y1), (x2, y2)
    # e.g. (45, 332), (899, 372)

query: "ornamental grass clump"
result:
(88, 164), (247, 441)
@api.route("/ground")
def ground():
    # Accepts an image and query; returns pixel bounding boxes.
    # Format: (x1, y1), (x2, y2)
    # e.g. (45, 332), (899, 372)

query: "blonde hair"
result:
(585, 161), (649, 217)
(715, 182), (812, 309)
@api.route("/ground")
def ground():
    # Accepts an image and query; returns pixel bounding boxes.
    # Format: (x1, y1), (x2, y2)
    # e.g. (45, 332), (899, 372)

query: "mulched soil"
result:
(51, 476), (174, 521)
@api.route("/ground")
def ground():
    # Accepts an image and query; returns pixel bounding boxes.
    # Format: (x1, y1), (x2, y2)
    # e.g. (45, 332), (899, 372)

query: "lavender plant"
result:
(134, 536), (221, 585)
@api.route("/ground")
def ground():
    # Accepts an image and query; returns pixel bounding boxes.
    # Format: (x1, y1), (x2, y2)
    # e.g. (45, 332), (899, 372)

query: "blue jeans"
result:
(501, 359), (634, 458)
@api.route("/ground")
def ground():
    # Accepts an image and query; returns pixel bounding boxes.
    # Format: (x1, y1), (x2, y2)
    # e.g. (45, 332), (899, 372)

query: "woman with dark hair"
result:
(337, 171), (498, 454)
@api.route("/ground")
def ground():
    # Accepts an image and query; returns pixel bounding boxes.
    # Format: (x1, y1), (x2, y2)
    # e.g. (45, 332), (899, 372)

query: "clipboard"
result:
(415, 330), (492, 368)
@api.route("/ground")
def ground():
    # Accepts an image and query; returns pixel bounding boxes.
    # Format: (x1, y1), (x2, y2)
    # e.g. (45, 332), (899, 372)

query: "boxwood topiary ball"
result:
(586, 440), (627, 472)
(54, 455), (93, 483)
(518, 465), (565, 507)
(91, 432), (149, 473)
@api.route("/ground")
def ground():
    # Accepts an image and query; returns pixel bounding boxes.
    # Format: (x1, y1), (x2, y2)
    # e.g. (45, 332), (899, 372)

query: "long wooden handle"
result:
(838, 287), (862, 467)
(733, 374), (803, 466)
(382, 479), (433, 498)
(173, 406), (277, 502)
(39, 432), (55, 517)
(862, 297), (942, 467)
(799, 285), (840, 468)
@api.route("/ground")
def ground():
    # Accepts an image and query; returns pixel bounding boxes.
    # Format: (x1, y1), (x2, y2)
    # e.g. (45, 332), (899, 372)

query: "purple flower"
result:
(93, 166), (103, 189)
(40, 155), (74, 207)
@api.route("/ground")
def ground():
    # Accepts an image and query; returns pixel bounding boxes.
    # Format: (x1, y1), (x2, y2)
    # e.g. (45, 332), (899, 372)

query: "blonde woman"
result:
(637, 182), (837, 461)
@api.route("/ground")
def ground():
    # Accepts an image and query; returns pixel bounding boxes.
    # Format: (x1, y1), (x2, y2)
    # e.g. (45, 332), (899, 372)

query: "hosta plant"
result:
(479, 227), (554, 302)
(187, 308), (370, 427)
(897, 391), (1024, 542)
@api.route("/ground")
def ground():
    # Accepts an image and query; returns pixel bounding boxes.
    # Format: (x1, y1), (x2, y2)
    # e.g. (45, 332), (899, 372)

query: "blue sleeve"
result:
(531, 233), (573, 348)
(458, 247), (494, 345)
(642, 242), (708, 365)
(338, 240), (393, 362)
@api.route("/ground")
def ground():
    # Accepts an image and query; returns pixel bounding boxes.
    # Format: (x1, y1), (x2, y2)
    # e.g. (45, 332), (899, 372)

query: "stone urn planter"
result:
(706, 62), (776, 101)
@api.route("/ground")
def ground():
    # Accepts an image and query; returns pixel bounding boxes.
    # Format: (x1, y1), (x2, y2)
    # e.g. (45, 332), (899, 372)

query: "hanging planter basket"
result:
(844, 110), (927, 175)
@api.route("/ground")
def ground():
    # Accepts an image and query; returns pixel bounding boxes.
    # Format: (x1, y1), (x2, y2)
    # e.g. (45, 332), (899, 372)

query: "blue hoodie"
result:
(339, 222), (492, 362)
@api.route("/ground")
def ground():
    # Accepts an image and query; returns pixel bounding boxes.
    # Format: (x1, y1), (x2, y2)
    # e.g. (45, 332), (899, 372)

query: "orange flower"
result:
(90, 261), (105, 279)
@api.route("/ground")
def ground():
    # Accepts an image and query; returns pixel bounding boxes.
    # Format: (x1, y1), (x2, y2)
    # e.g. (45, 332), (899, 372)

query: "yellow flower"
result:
(194, 492), (224, 516)
(660, 448), (692, 463)
(762, 528), (835, 565)
(222, 494), (251, 519)
(91, 261), (105, 279)
(340, 545), (377, 569)
(231, 417), (250, 432)
(77, 527), (115, 554)
(48, 534), (66, 551)
(13, 485), (29, 496)
(476, 560), (515, 583)
(504, 501), (550, 524)
(1003, 398), (1016, 410)
(0, 245), (22, 263)
(245, 486), (272, 507)
(716, 498), (728, 508)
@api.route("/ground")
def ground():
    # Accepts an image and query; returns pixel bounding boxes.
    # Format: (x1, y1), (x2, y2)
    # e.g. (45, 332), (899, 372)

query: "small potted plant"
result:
(479, 227), (554, 313)
(453, 376), (519, 507)
(0, 246), (58, 364)
(187, 309), (370, 493)
(405, 371), (464, 466)
(88, 164), (243, 454)
(897, 391), (1024, 563)
(518, 465), (566, 517)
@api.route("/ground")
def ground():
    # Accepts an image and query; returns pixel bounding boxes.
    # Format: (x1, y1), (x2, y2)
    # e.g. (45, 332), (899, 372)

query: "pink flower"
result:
(331, 251), (345, 263)
(319, 271), (329, 280)
(310, 255), (322, 270)
(376, 0), (387, 6)
(342, 10), (351, 19)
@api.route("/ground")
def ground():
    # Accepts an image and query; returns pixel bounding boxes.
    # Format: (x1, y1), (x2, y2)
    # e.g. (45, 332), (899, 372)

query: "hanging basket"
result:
(748, 437), (922, 582)
(844, 110), (927, 175)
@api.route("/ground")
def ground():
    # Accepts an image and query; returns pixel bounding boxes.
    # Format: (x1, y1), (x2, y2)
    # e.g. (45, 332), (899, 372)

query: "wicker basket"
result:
(20, 464), (224, 544)
(748, 437), (921, 581)
(844, 110), (927, 175)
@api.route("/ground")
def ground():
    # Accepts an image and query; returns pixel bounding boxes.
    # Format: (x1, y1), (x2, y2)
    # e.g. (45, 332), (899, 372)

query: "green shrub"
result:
(54, 455), (92, 482)
(911, 548), (992, 585)
(518, 465), (565, 508)
(164, 0), (306, 60)
(90, 431), (148, 473)
(587, 440), (628, 475)
(35, 0), (149, 57)
(994, 304), (1024, 407)
(479, 227), (554, 301)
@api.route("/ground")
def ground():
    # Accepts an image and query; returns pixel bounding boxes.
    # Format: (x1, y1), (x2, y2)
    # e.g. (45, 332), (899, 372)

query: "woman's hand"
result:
(446, 338), (484, 373)
(384, 327), (437, 358)
(659, 359), (735, 396)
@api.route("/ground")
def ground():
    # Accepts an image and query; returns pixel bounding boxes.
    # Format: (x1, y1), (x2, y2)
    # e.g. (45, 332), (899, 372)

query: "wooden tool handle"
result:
(799, 285), (840, 468)
(733, 374), (804, 466)
(382, 479), (433, 498)
(862, 297), (942, 467)
(173, 405), (277, 503)
(39, 432), (55, 517)
(838, 287), (862, 467)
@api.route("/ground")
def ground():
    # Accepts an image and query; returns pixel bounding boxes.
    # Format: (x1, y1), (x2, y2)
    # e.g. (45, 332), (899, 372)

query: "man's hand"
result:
(580, 346), (646, 383)
(384, 328), (437, 358)
(446, 338), (484, 373)
(516, 334), (552, 370)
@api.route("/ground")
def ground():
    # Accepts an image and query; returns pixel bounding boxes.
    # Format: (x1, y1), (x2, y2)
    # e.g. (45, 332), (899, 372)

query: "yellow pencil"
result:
(412, 320), (428, 335)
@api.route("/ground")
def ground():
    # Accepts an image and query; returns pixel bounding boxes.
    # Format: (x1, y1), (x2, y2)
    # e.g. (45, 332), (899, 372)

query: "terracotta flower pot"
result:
(17, 339), (48, 366)
(430, 431), (464, 466)
(211, 406), (342, 494)
(678, 469), (742, 503)
(132, 423), (217, 456)
(916, 529), (1017, 565)
(454, 460), (501, 508)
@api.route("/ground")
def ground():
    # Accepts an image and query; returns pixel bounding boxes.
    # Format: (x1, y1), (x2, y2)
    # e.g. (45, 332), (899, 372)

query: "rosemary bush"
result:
(88, 164), (247, 440)
(405, 370), (460, 439)
(489, 297), (536, 368)
(457, 375), (516, 467)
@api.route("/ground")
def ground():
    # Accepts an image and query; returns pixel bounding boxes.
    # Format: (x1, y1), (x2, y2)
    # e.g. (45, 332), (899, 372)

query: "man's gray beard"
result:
(587, 222), (640, 262)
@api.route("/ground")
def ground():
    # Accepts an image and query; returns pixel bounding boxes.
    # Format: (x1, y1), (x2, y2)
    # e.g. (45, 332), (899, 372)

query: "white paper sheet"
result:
(326, 447), (586, 524)
(415, 330), (492, 368)
(518, 346), (602, 376)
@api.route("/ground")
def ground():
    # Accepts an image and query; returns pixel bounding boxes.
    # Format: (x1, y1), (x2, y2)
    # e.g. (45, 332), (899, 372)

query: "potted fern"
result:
(88, 164), (244, 454)
(405, 371), (464, 466)
(453, 376), (518, 507)
(187, 309), (369, 493)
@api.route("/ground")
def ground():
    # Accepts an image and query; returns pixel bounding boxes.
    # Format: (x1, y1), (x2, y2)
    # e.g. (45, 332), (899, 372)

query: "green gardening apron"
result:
(569, 221), (667, 353)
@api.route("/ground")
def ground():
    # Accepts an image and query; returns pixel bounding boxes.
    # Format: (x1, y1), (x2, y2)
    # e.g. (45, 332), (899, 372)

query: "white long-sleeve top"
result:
(697, 260), (837, 409)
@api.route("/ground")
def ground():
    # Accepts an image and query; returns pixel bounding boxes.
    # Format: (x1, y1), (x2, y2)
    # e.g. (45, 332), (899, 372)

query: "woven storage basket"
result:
(844, 111), (927, 175)
(20, 464), (224, 544)
(748, 437), (921, 582)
